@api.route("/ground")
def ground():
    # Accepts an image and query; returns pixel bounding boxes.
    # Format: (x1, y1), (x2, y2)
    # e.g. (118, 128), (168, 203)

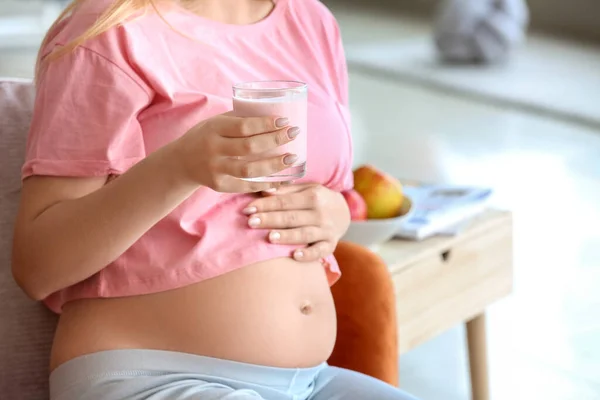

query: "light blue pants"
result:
(50, 349), (419, 400)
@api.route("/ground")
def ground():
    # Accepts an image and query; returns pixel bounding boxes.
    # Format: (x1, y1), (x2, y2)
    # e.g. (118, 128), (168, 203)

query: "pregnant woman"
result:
(12, 0), (419, 399)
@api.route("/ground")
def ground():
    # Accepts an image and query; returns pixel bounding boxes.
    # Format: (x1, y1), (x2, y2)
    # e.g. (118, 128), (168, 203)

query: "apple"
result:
(353, 164), (404, 219)
(342, 189), (368, 221)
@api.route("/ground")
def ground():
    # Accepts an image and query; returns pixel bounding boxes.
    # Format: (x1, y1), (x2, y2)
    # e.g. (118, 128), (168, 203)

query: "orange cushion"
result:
(329, 241), (399, 387)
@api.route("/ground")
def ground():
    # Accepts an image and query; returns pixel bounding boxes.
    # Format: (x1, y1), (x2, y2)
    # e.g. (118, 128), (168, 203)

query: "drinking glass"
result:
(232, 80), (307, 182)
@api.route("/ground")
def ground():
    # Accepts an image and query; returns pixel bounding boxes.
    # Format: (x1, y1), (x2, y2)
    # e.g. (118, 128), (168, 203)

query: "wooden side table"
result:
(378, 209), (514, 400)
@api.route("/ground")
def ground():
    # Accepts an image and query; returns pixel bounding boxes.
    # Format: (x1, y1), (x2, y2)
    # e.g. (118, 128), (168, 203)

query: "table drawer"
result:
(390, 213), (513, 354)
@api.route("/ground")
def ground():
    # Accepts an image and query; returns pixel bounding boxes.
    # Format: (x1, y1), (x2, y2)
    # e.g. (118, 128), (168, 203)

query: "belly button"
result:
(300, 302), (313, 315)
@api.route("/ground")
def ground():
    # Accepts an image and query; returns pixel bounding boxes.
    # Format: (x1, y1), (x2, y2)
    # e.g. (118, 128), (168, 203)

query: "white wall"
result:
(326, 0), (600, 44)
(0, 1), (64, 49)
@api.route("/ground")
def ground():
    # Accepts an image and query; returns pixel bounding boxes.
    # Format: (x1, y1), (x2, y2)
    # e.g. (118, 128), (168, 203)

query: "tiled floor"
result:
(1, 2), (600, 400)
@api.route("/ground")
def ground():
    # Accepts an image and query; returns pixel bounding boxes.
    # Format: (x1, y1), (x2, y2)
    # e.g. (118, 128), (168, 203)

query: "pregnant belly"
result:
(50, 258), (338, 371)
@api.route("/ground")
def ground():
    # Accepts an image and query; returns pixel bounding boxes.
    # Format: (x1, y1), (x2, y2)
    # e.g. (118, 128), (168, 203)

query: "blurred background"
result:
(1, 1), (600, 399)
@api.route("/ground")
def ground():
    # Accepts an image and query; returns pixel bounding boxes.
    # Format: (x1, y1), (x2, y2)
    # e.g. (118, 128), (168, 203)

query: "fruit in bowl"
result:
(353, 164), (404, 219)
(341, 189), (367, 221)
(341, 165), (412, 250)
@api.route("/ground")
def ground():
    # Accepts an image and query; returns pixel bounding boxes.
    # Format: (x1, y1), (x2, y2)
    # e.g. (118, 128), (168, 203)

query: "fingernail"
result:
(269, 231), (281, 242)
(264, 187), (277, 193)
(248, 217), (261, 227)
(275, 118), (289, 127)
(294, 250), (304, 260)
(283, 154), (298, 165)
(243, 206), (257, 215)
(287, 127), (300, 139)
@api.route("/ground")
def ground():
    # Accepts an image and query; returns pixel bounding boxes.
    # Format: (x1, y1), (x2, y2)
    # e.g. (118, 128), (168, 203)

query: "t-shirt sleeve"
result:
(22, 46), (152, 179)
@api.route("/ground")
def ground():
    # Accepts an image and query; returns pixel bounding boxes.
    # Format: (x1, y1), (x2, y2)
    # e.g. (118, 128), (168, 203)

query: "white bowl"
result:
(341, 197), (413, 250)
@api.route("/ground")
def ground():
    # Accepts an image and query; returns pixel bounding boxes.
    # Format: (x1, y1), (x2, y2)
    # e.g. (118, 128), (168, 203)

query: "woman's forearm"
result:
(12, 141), (200, 300)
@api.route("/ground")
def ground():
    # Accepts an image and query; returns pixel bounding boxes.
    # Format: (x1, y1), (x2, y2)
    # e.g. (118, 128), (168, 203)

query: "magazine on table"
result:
(395, 181), (493, 241)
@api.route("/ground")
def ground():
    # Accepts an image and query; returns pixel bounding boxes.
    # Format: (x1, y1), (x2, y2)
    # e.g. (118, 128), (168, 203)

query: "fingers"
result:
(266, 226), (325, 245)
(216, 126), (300, 157)
(244, 186), (320, 213)
(217, 153), (298, 180)
(259, 183), (317, 196)
(246, 210), (320, 229)
(293, 241), (333, 262)
(214, 114), (290, 138)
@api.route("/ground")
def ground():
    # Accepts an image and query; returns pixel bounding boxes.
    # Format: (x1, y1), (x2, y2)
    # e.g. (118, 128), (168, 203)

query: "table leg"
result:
(466, 312), (489, 400)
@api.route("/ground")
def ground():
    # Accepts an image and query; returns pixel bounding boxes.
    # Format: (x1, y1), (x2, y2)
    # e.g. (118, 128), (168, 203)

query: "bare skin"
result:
(12, 0), (350, 373)
(50, 257), (338, 371)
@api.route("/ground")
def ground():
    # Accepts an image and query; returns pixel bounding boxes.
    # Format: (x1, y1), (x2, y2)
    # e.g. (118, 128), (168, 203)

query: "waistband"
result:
(50, 349), (327, 394)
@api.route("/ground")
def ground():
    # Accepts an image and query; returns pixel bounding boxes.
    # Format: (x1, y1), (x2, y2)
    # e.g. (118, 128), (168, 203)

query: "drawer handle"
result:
(441, 250), (452, 262)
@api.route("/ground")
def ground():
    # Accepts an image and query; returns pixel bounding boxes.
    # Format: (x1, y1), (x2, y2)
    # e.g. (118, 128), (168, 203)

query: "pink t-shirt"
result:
(23, 0), (353, 313)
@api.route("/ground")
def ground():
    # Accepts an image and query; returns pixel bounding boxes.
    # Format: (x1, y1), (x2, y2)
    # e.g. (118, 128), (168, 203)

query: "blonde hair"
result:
(36, 0), (174, 79)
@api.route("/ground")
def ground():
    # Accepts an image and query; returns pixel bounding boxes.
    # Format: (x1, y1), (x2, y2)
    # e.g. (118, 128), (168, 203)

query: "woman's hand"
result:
(176, 112), (300, 193)
(243, 184), (351, 261)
